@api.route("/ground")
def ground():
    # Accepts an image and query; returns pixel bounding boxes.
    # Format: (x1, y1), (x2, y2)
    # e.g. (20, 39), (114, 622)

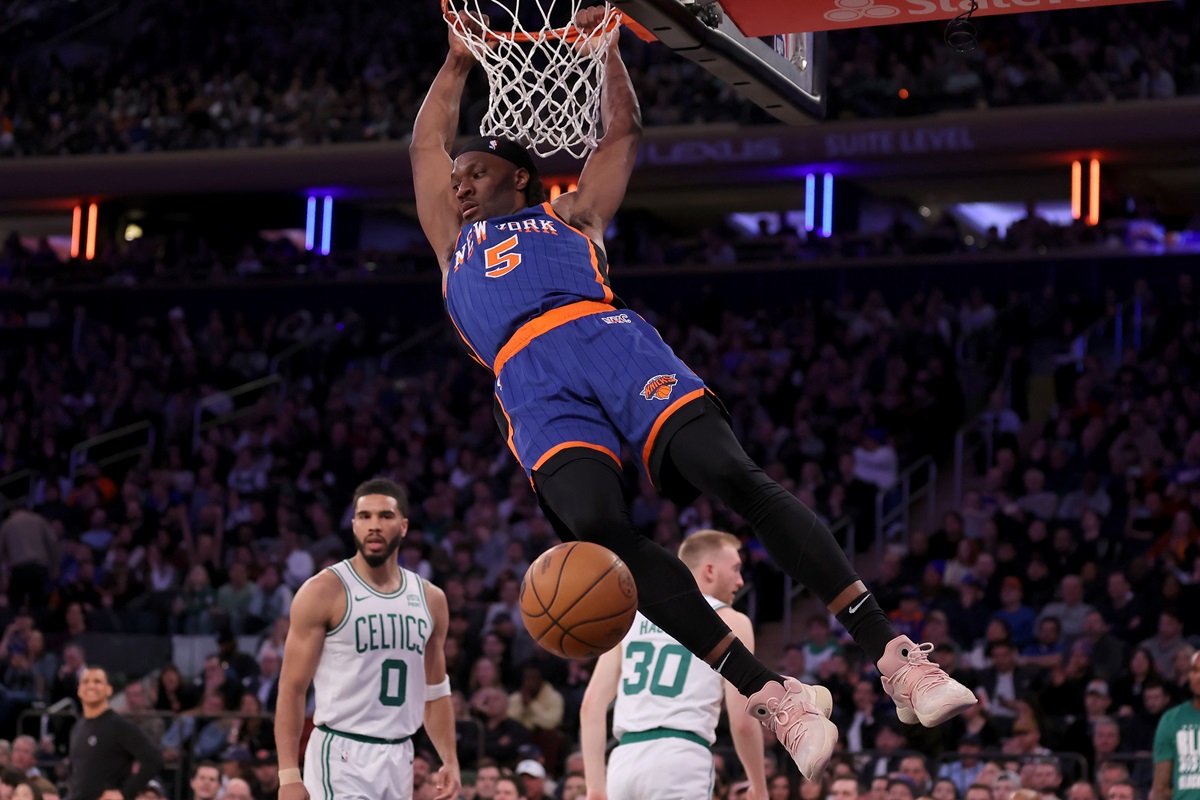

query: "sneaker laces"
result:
(891, 642), (955, 698)
(756, 684), (824, 751)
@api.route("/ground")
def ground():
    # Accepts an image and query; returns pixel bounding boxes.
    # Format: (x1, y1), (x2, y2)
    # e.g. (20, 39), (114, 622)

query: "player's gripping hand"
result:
(573, 6), (619, 54)
(447, 10), (493, 59)
(279, 782), (311, 800)
(432, 762), (462, 800)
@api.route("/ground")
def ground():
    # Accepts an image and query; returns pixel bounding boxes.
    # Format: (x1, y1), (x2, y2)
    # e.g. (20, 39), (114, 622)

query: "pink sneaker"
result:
(878, 636), (977, 727)
(745, 677), (837, 781)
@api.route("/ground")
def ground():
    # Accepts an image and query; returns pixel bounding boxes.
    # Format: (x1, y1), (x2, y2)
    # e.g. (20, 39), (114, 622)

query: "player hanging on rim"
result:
(411, 6), (976, 780)
(275, 478), (460, 800)
(580, 530), (771, 800)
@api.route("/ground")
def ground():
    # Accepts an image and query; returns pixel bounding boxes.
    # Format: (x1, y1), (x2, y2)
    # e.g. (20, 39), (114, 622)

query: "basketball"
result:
(520, 542), (639, 659)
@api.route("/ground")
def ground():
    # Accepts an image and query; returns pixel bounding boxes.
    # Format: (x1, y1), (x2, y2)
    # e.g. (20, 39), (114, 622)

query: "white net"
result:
(442, 0), (622, 159)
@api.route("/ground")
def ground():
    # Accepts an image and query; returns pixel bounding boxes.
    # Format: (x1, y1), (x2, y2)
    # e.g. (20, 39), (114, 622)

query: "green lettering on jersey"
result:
(354, 613), (430, 654)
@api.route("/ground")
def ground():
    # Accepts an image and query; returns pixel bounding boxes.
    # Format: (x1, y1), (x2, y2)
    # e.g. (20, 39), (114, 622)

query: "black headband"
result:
(456, 136), (538, 175)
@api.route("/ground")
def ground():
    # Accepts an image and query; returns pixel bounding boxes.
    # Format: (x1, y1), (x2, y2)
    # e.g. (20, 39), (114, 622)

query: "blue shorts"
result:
(494, 306), (709, 484)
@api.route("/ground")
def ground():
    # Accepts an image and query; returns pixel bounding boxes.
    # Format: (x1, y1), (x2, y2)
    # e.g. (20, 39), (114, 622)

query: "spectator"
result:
(0, 511), (58, 614)
(507, 663), (563, 734)
(118, 680), (164, 747)
(1078, 612), (1127, 685)
(469, 687), (530, 769)
(154, 664), (197, 715)
(221, 778), (254, 800)
(992, 578), (1037, 647)
(188, 762), (221, 800)
(853, 429), (899, 492)
(1037, 576), (1096, 645)
(1021, 617), (1066, 671)
(249, 749), (280, 800)
(214, 563), (260, 635)
(516, 759), (550, 800)
(9, 737), (37, 779)
(977, 641), (1034, 724)
(1140, 611), (1188, 681)
(68, 667), (163, 800)
(1016, 470), (1059, 521)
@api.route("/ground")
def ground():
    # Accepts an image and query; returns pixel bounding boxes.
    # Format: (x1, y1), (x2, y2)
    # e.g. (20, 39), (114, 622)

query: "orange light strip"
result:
(85, 203), (98, 260)
(1087, 159), (1100, 226)
(71, 206), (82, 258)
(549, 184), (562, 201)
(1070, 161), (1082, 221)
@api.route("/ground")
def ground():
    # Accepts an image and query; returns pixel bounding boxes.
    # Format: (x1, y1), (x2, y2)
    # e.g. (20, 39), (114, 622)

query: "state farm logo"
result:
(825, 0), (900, 22)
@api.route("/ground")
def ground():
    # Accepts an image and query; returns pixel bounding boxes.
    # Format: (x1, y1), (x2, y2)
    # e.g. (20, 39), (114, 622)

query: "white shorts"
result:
(607, 732), (714, 800)
(304, 725), (414, 800)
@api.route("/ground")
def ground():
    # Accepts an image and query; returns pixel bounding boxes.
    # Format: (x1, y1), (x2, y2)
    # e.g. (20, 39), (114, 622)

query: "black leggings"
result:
(664, 405), (861, 606)
(534, 455), (734, 660)
(532, 402), (862, 662)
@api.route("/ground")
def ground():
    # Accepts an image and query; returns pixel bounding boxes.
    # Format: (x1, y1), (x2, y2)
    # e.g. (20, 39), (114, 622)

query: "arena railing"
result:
(267, 312), (359, 394)
(953, 416), (997, 508)
(68, 420), (156, 484)
(874, 456), (937, 560)
(380, 323), (454, 374)
(191, 374), (284, 453)
(1055, 293), (1147, 375)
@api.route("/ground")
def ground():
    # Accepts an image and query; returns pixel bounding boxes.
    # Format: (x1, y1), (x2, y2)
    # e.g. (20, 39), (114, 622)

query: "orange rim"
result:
(442, 0), (623, 44)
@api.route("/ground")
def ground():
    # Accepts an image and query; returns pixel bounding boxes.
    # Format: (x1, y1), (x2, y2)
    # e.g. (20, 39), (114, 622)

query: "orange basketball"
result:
(520, 541), (638, 659)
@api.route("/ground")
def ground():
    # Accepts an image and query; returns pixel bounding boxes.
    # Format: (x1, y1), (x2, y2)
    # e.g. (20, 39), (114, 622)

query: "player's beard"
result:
(355, 533), (402, 568)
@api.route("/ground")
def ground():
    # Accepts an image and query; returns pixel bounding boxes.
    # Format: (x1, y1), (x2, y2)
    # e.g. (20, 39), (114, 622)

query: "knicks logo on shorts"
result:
(641, 373), (678, 401)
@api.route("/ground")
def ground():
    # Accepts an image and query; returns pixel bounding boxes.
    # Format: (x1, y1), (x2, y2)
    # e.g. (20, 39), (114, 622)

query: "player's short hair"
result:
(523, 174), (547, 207)
(677, 529), (741, 570)
(192, 761), (220, 779)
(81, 665), (110, 684)
(352, 478), (410, 517)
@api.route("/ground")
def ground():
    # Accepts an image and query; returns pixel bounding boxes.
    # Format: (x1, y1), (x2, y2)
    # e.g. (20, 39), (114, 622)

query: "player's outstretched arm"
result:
(555, 8), (641, 244)
(275, 571), (343, 800)
(422, 582), (462, 800)
(580, 646), (622, 800)
(720, 607), (769, 800)
(411, 17), (480, 268)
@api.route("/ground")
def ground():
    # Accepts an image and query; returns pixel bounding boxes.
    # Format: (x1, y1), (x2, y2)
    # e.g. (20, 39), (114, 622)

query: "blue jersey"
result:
(443, 202), (615, 370)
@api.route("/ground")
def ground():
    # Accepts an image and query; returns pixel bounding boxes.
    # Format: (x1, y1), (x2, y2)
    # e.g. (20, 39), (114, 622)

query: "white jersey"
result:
(612, 596), (726, 745)
(312, 560), (432, 741)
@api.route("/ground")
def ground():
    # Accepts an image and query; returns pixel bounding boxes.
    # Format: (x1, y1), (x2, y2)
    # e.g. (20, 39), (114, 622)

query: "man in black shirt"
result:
(69, 667), (164, 800)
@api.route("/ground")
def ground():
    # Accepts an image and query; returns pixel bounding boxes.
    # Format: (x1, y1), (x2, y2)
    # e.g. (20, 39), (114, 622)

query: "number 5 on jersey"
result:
(485, 235), (521, 278)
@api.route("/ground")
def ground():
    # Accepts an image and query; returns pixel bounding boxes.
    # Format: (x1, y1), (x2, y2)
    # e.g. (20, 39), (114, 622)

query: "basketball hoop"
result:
(442, 0), (625, 159)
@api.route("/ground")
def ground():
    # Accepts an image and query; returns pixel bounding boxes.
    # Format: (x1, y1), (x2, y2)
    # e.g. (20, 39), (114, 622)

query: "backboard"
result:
(609, 0), (828, 124)
(715, 0), (1169, 36)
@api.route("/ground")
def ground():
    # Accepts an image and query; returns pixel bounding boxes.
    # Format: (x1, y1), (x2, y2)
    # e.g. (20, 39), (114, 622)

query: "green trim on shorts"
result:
(618, 727), (711, 749)
(321, 729), (333, 800)
(317, 723), (413, 745)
